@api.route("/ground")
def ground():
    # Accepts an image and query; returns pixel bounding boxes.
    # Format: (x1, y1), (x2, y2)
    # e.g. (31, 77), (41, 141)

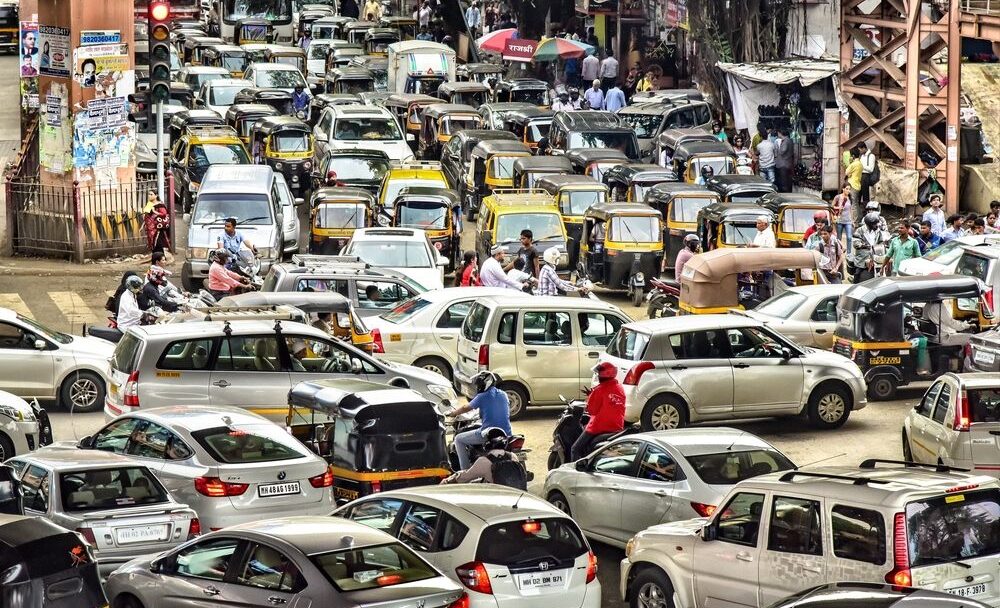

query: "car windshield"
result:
(194, 194), (272, 224)
(475, 518), (587, 565)
(398, 201), (448, 229)
(620, 113), (664, 139)
(606, 327), (649, 360)
(188, 143), (249, 167)
(906, 489), (1000, 568)
(921, 239), (964, 263)
(561, 190), (606, 216)
(272, 132), (310, 152)
(309, 42), (330, 59)
(254, 68), (306, 89)
(382, 178), (447, 207)
(723, 221), (760, 245)
(210, 86), (245, 106)
(225, 0), (291, 20)
(315, 204), (367, 228)
(190, 73), (226, 89)
(380, 296), (432, 324)
(334, 117), (401, 141)
(326, 156), (391, 182)
(685, 449), (795, 485)
(16, 314), (72, 344)
(440, 116), (480, 135)
(755, 291), (809, 320)
(496, 213), (563, 244)
(312, 543), (436, 592)
(670, 197), (714, 222)
(347, 240), (431, 268)
(568, 131), (638, 158)
(60, 466), (169, 511)
(783, 208), (822, 233)
(511, 89), (545, 105)
(222, 55), (247, 72)
(191, 424), (305, 463)
(611, 215), (659, 243)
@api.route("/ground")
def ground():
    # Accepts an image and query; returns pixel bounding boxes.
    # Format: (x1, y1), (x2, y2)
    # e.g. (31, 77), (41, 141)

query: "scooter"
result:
(234, 246), (264, 291)
(442, 408), (533, 480)
(646, 277), (680, 319)
(547, 395), (640, 470)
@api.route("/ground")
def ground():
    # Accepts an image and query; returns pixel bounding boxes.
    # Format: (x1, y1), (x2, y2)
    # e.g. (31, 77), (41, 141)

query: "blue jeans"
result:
(454, 427), (484, 469)
(759, 166), (775, 183)
(837, 222), (853, 254)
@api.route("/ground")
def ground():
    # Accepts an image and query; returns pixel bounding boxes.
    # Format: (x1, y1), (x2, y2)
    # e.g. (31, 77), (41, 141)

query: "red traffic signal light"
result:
(150, 0), (170, 21)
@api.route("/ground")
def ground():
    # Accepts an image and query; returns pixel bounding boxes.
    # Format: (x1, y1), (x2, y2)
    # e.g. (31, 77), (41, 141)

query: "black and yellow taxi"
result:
(644, 182), (719, 269)
(577, 202), (664, 306)
(464, 140), (532, 218)
(170, 125), (250, 212)
(475, 189), (570, 273)
(249, 116), (314, 197)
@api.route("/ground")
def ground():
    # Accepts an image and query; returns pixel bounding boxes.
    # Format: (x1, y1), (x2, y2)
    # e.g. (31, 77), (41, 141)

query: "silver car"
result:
(5, 449), (199, 576)
(742, 283), (850, 349)
(105, 516), (468, 608)
(53, 405), (334, 531)
(542, 428), (795, 548)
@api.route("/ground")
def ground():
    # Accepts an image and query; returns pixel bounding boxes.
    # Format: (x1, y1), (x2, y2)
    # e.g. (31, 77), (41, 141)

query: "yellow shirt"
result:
(846, 159), (862, 191)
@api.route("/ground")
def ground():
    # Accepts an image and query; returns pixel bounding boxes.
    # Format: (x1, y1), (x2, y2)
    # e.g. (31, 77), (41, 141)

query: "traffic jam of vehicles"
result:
(3, 1), (1000, 607)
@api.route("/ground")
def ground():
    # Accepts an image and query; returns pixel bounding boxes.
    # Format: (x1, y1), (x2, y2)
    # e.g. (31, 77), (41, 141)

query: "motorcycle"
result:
(87, 305), (166, 343)
(646, 277), (680, 319)
(548, 395), (640, 470)
(440, 406), (533, 480)
(234, 246), (264, 291)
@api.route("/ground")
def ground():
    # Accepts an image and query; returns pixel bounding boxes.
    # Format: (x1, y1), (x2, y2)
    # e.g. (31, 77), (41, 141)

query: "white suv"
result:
(313, 105), (414, 162)
(601, 314), (867, 431)
(621, 461), (1000, 608)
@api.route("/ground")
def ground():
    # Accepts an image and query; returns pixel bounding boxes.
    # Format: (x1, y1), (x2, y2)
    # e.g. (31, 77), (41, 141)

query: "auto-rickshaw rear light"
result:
(455, 562), (493, 594)
(585, 551), (598, 583)
(955, 391), (971, 432)
(623, 361), (654, 385)
(194, 476), (249, 497)
(371, 328), (385, 354)
(76, 527), (96, 545)
(884, 512), (910, 586)
(478, 344), (489, 367)
(309, 469), (334, 488)
(189, 518), (201, 538)
(123, 371), (140, 408)
(370, 480), (382, 493)
(985, 288), (994, 314)
(946, 483), (979, 493)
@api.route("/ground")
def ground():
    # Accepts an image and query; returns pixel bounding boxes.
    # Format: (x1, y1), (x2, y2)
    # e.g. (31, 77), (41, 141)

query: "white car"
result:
(0, 308), (114, 412)
(274, 173), (302, 254)
(196, 77), (252, 116)
(366, 287), (517, 379)
(0, 390), (44, 459)
(244, 62), (309, 94)
(334, 485), (602, 608)
(313, 105), (414, 162)
(898, 234), (1000, 276)
(342, 227), (447, 290)
(176, 65), (230, 92)
(742, 284), (850, 349)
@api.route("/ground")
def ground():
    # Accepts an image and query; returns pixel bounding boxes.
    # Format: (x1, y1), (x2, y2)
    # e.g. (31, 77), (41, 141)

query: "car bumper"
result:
(623, 385), (642, 423)
(453, 367), (476, 398)
(2, 418), (41, 455)
(195, 492), (335, 531)
(848, 377), (868, 411)
(619, 558), (632, 601)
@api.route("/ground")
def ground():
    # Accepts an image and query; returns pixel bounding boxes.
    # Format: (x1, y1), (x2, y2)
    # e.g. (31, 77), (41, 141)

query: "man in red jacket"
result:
(571, 362), (626, 460)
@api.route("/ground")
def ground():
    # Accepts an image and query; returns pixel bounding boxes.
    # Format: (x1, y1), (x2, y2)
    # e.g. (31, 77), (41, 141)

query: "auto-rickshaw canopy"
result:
(253, 115), (312, 138)
(584, 202), (662, 223)
(311, 15), (354, 39)
(226, 103), (280, 138)
(657, 128), (716, 153)
(644, 182), (718, 205)
(422, 103), (483, 137)
(512, 156), (573, 186)
(705, 174), (776, 203)
(493, 78), (549, 105)
(680, 247), (826, 309)
(471, 139), (534, 159)
(840, 275), (987, 311)
(393, 186), (459, 228)
(311, 186), (377, 207)
(672, 139), (735, 164)
(437, 81), (490, 106)
(325, 66), (375, 94)
(566, 148), (631, 179)
(457, 62), (505, 82)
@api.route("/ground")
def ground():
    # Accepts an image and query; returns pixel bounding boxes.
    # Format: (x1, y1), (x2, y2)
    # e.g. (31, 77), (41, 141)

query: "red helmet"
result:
(592, 362), (618, 381)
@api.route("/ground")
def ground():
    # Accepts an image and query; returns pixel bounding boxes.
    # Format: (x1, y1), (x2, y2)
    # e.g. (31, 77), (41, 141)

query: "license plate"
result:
(949, 583), (987, 598)
(258, 481), (301, 497)
(516, 570), (566, 591)
(116, 524), (169, 545)
(974, 350), (995, 366)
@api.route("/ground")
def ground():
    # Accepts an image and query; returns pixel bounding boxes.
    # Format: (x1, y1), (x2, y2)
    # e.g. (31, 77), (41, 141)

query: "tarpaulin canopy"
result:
(716, 59), (840, 86)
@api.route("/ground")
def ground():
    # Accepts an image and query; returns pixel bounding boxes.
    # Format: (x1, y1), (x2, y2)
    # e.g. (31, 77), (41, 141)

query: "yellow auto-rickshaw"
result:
(393, 187), (461, 271)
(536, 173), (609, 249)
(265, 46), (307, 74)
(672, 139), (736, 183)
(578, 203), (664, 306)
(383, 93), (439, 147)
(644, 182), (719, 270)
(308, 187), (376, 255)
(417, 103), (483, 160)
(201, 44), (248, 77)
(758, 192), (833, 247)
(696, 201), (771, 251)
(225, 103), (280, 145)
(465, 140), (532, 216)
(250, 116), (314, 198)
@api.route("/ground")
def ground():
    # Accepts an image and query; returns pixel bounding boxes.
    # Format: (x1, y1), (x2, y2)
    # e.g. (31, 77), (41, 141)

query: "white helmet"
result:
(543, 247), (561, 266)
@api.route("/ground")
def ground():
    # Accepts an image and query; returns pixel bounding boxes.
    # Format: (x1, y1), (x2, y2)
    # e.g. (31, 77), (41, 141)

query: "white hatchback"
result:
(342, 227), (448, 289)
(334, 484), (601, 608)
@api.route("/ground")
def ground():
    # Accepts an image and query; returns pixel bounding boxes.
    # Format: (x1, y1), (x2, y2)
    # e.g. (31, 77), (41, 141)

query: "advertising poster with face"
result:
(38, 25), (71, 77)
(19, 21), (38, 77)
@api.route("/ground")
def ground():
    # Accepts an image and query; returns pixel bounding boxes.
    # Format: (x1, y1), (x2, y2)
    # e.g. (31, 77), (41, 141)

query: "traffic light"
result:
(147, 0), (171, 106)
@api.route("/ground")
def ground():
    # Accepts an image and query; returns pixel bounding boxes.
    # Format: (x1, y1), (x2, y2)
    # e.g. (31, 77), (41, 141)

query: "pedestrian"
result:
(921, 193), (946, 235)
(845, 148), (862, 208)
(604, 80), (626, 112)
(551, 91), (574, 112)
(916, 220), (942, 254)
(991, 201), (1000, 229)
(584, 79), (604, 110)
(416, 25), (434, 40)
(965, 212), (979, 235)
(599, 49), (618, 91)
(564, 56), (580, 88)
(144, 197), (171, 255)
(815, 225), (844, 283)
(480, 245), (525, 289)
(506, 229), (540, 277)
(636, 69), (656, 92)
(755, 130), (776, 184)
(773, 129), (795, 193)
(973, 217), (987, 235)
(340, 0), (360, 17)
(624, 65), (640, 99)
(363, 0), (383, 20)
(884, 222), (921, 275)
(585, 26), (599, 49)
(465, 0), (481, 39)
(418, 1), (432, 27)
(456, 250), (481, 286)
(711, 121), (728, 142)
(581, 52), (599, 83)
(750, 215), (776, 248)
(484, 2), (496, 31)
(832, 183), (853, 254)
(940, 214), (965, 242)
(860, 144), (877, 204)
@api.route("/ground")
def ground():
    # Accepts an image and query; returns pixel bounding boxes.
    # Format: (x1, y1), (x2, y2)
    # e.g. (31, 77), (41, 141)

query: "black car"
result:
(769, 583), (990, 608)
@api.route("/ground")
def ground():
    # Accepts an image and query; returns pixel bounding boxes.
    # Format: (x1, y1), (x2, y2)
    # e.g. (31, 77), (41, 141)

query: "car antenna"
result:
(725, 432), (745, 451)
(796, 452), (847, 469)
(512, 492), (524, 510)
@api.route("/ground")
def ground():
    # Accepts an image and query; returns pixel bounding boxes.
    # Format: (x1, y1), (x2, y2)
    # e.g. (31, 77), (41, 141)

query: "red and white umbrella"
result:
(476, 28), (518, 53)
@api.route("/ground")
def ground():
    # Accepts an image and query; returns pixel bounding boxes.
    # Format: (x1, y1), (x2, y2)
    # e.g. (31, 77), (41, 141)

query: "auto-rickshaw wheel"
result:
(867, 375), (897, 401)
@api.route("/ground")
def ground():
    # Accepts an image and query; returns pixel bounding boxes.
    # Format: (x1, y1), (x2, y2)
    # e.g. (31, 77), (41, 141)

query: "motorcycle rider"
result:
(851, 211), (891, 283)
(447, 371), (511, 470)
(673, 233), (700, 277)
(140, 268), (181, 313)
(861, 201), (888, 232)
(117, 275), (145, 330)
(441, 427), (526, 489)
(536, 247), (586, 296)
(216, 218), (256, 272)
(570, 362), (625, 461)
(206, 249), (249, 300)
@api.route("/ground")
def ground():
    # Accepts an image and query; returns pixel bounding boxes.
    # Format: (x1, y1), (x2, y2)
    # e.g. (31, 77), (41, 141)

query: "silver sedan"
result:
(542, 428), (795, 548)
(743, 283), (850, 349)
(105, 516), (468, 608)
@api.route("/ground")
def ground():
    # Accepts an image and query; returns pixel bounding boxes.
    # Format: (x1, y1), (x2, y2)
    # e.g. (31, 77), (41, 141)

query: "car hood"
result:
(640, 516), (709, 539)
(332, 140), (413, 162)
(63, 335), (117, 358)
(897, 257), (944, 276)
(393, 267), (443, 290)
(188, 225), (277, 249)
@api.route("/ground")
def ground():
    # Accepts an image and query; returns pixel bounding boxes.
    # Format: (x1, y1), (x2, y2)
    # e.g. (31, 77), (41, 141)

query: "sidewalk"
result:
(0, 254), (159, 277)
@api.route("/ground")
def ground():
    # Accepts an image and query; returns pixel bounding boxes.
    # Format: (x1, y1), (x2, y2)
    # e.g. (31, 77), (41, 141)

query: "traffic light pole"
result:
(156, 101), (165, 203)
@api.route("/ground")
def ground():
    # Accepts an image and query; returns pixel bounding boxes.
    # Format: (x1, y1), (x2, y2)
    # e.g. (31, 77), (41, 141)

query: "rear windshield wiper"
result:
(916, 556), (973, 569)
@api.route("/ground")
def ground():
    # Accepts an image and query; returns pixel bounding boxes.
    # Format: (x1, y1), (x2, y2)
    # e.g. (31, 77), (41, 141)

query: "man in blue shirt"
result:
(604, 80), (626, 112)
(216, 218), (255, 269)
(448, 372), (511, 469)
(292, 84), (309, 113)
(916, 220), (942, 254)
(940, 213), (965, 243)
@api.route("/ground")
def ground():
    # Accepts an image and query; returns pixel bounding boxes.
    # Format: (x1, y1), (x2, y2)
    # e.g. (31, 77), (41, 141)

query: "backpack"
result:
(868, 154), (881, 185)
(487, 452), (527, 490)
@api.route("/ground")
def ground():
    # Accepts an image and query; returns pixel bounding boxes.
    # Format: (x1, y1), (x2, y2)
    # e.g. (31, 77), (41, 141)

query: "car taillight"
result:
(309, 469), (334, 488)
(455, 562), (493, 594)
(955, 390), (971, 431)
(964, 342), (973, 360)
(478, 344), (489, 368)
(76, 527), (96, 545)
(371, 328), (385, 354)
(194, 476), (249, 497)
(448, 593), (470, 608)
(123, 370), (140, 407)
(623, 361), (654, 385)
(585, 550), (598, 583)
(884, 512), (910, 586)
(690, 502), (717, 517)
(189, 518), (201, 538)
(985, 288), (994, 314)
(371, 479), (382, 493)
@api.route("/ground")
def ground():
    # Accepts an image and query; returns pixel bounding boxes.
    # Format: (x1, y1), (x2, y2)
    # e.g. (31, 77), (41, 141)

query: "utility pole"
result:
(148, 0), (172, 203)
(155, 101), (165, 202)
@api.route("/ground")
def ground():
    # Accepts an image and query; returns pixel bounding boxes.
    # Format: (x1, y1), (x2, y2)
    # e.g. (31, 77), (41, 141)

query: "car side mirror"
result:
(701, 524), (717, 542)
(780, 347), (793, 360)
(350, 359), (363, 374)
(78, 435), (94, 449)
(315, 132), (328, 142)
(34, 339), (46, 350)
(183, 213), (191, 223)
(436, 256), (449, 268)
(574, 458), (588, 472)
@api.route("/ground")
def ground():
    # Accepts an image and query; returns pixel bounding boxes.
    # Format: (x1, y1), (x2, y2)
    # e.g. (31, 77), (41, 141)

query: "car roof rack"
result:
(391, 160), (443, 170)
(777, 470), (891, 486)
(858, 459), (970, 474)
(185, 124), (238, 137)
(291, 254), (368, 268)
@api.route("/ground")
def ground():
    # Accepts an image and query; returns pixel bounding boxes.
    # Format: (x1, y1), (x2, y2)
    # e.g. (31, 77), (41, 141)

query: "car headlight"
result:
(0, 406), (24, 421)
(189, 247), (209, 260)
(625, 536), (636, 558)
(427, 384), (456, 401)
(303, 160), (312, 170)
(275, 162), (284, 171)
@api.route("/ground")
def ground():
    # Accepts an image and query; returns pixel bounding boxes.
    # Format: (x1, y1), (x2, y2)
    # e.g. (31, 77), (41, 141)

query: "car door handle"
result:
(733, 363), (750, 369)
(588, 351), (599, 358)
(670, 365), (687, 370)
(212, 380), (231, 388)
(267, 597), (287, 605)
(814, 329), (827, 334)
(203, 586), (221, 596)
(735, 552), (753, 562)
(441, 335), (454, 340)
(653, 490), (669, 497)
(526, 350), (537, 357)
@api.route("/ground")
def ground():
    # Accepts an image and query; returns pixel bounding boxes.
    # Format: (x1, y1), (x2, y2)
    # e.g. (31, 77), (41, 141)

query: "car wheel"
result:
(59, 371), (105, 413)
(0, 432), (15, 461)
(414, 356), (452, 381)
(640, 396), (687, 431)
(867, 375), (897, 401)
(902, 431), (913, 461)
(806, 384), (851, 429)
(500, 382), (528, 420)
(547, 491), (571, 515)
(631, 568), (675, 608)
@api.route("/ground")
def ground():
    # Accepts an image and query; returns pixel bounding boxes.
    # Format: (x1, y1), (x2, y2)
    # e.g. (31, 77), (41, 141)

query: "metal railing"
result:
(962, 0), (1000, 14)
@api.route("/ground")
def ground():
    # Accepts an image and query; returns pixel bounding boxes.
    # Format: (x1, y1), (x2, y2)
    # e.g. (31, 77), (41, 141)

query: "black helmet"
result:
(473, 371), (499, 394)
(864, 212), (881, 229)
(481, 427), (508, 451)
(125, 275), (143, 292)
(701, 166), (715, 177)
(213, 248), (230, 263)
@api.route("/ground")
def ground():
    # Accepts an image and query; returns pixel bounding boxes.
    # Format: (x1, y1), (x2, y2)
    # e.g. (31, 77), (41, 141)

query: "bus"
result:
(217, 0), (294, 43)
